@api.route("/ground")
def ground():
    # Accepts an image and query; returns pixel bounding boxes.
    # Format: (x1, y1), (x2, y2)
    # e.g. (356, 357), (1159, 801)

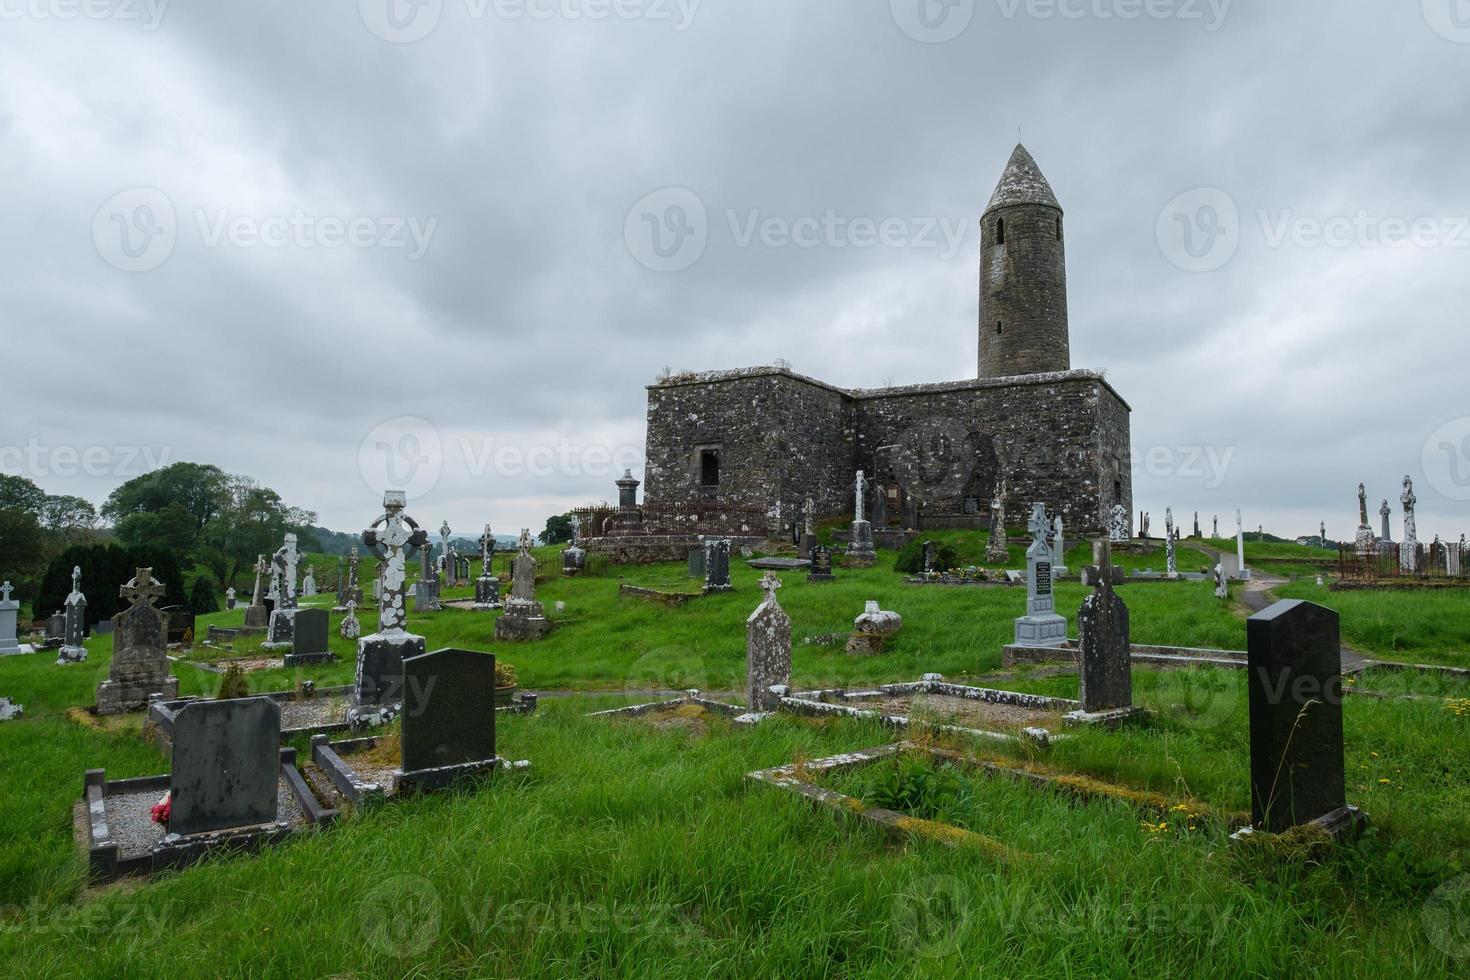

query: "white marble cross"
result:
(760, 570), (782, 601)
(363, 490), (429, 632)
(1, 582), (12, 602)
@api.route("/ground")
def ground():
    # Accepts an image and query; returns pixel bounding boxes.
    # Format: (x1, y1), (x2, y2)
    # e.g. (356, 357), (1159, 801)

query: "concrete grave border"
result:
(76, 746), (336, 884)
(310, 734), (529, 804)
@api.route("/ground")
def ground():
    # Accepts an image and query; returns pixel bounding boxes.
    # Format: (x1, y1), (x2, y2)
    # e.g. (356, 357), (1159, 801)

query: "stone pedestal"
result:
(473, 575), (502, 611)
(845, 520), (876, 567)
(349, 630), (426, 728)
(241, 604), (268, 636)
(847, 601), (901, 656)
(263, 608), (297, 651)
(494, 599), (553, 642)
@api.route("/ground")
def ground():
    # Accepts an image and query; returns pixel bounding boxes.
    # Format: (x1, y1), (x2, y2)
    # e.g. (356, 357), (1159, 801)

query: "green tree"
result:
(115, 503), (198, 555)
(0, 508), (46, 600)
(188, 576), (219, 615)
(100, 462), (228, 536)
(0, 474), (46, 514)
(38, 495), (97, 537)
(541, 514), (574, 545)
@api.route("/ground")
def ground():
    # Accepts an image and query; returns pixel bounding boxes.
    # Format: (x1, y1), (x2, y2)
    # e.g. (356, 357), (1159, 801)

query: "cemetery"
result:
(4, 11), (1468, 969)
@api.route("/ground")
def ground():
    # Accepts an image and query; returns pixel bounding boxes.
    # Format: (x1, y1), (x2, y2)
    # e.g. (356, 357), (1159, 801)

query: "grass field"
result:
(2, 544), (1469, 977)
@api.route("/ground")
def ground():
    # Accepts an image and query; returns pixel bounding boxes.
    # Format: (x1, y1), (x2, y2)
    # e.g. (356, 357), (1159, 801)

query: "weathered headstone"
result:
(161, 605), (195, 646)
(168, 697), (281, 837)
(807, 545), (836, 583)
(1069, 541), (1137, 724)
(1014, 503), (1068, 647)
(225, 587), (237, 610)
(495, 529), (552, 641)
(43, 612), (65, 649)
(0, 582), (23, 655)
(474, 524), (502, 611)
(562, 515), (587, 576)
(687, 546), (706, 579)
(1379, 499), (1393, 544)
(96, 568), (179, 715)
(1214, 562), (1228, 599)
(1053, 515), (1068, 575)
(401, 648), (497, 774)
(746, 572), (791, 712)
(847, 471), (876, 567)
(847, 600), (902, 656)
(414, 535), (441, 613)
(285, 608), (332, 666)
(354, 491), (430, 722)
(301, 567), (317, 597)
(0, 697), (21, 721)
(58, 566), (88, 664)
(1245, 599), (1361, 836)
(703, 539), (733, 593)
(921, 540), (938, 575)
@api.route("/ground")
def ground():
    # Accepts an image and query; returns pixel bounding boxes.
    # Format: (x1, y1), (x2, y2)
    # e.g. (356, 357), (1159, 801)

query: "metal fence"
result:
(1336, 542), (1467, 582)
(575, 504), (776, 539)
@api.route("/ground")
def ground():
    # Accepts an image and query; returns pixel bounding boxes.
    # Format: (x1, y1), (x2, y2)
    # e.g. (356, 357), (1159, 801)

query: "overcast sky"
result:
(2, 0), (1467, 544)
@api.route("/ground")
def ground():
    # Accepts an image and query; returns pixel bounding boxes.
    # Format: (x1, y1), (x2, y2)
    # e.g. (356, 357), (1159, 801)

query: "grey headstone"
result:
(746, 573), (791, 712)
(687, 547), (706, 578)
(401, 648), (497, 774)
(1077, 582), (1131, 713)
(97, 571), (178, 714)
(0, 582), (20, 655)
(704, 539), (732, 592)
(169, 697), (280, 836)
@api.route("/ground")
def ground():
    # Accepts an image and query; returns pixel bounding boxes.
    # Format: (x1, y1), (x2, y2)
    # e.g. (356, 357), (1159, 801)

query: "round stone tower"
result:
(977, 144), (1070, 379)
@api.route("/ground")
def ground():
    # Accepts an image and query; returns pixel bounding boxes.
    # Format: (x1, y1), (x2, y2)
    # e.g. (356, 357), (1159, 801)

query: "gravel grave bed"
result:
(279, 697), (348, 731)
(104, 778), (305, 860)
(864, 693), (1066, 733)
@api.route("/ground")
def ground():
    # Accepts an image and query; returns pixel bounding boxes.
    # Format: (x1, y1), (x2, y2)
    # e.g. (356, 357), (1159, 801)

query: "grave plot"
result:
(748, 741), (1245, 856)
(781, 677), (1077, 744)
(586, 691), (746, 734)
(311, 648), (529, 802)
(147, 684), (357, 750)
(78, 697), (336, 883)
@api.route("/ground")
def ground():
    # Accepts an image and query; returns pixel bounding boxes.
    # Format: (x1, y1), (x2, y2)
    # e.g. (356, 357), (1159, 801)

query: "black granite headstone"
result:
(401, 648), (497, 774)
(161, 605), (195, 645)
(808, 546), (836, 583)
(703, 540), (732, 592)
(1246, 599), (1347, 833)
(354, 634), (423, 707)
(687, 548), (706, 578)
(286, 609), (331, 665)
(169, 697), (280, 836)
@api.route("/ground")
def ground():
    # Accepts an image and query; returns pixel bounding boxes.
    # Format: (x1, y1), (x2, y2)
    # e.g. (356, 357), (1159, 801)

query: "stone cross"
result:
(1028, 502), (1050, 544)
(121, 567), (166, 607)
(1077, 538), (1132, 714)
(1109, 504), (1128, 543)
(1236, 510), (1246, 571)
(802, 497), (815, 538)
(70, 566), (81, 594)
(250, 555), (266, 606)
(347, 546), (360, 590)
(440, 521), (453, 559)
(1400, 475), (1418, 575)
(362, 490), (430, 633)
(1357, 483), (1369, 527)
(1320, 521), (1327, 546)
(1165, 523), (1178, 578)
(1379, 499), (1393, 542)
(1193, 511), (1201, 538)
(272, 533), (302, 610)
(854, 471), (867, 523)
(746, 572), (791, 712)
(1165, 507), (1174, 540)
(480, 523), (495, 567)
(1, 582), (12, 602)
(1213, 515), (1218, 538)
(760, 570), (782, 601)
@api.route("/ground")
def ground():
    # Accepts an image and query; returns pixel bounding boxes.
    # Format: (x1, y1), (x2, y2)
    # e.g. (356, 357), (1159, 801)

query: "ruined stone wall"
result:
(643, 367), (1130, 537)
(643, 370), (854, 526)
